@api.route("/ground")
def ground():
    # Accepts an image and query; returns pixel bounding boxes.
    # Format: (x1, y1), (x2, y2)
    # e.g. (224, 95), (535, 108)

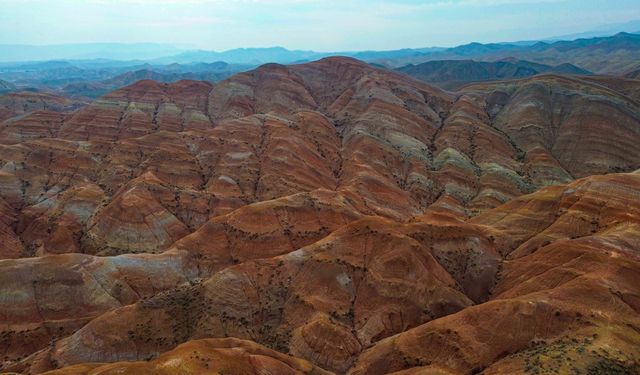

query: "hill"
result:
(0, 57), (639, 374)
(377, 33), (640, 74)
(0, 79), (16, 94)
(625, 66), (640, 79)
(0, 33), (638, 98)
(396, 59), (591, 89)
(61, 64), (243, 98)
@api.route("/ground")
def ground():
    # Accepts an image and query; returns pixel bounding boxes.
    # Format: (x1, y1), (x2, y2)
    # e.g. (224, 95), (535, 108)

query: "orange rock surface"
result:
(1, 57), (640, 374)
(38, 338), (332, 375)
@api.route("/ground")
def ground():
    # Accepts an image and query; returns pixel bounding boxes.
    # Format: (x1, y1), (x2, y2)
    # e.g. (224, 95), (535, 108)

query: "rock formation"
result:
(1, 57), (639, 374)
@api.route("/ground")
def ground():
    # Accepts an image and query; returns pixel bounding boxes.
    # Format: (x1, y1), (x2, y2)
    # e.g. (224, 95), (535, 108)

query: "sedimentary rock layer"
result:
(1, 57), (639, 375)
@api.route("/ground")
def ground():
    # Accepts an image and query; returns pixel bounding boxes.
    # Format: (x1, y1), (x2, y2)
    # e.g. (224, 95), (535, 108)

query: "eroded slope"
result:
(1, 57), (640, 375)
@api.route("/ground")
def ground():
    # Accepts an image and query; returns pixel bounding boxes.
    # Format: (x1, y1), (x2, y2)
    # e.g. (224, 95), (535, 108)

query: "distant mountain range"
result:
(396, 59), (591, 90)
(62, 62), (247, 98)
(2, 20), (638, 70)
(141, 32), (640, 75)
(155, 47), (321, 65)
(0, 30), (639, 98)
(374, 32), (640, 74)
(0, 60), (250, 98)
(543, 19), (640, 41)
(0, 43), (183, 62)
(152, 46), (448, 65)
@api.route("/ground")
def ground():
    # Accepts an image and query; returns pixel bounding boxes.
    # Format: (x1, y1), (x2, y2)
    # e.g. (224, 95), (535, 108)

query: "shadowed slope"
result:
(18, 217), (474, 374)
(349, 172), (640, 375)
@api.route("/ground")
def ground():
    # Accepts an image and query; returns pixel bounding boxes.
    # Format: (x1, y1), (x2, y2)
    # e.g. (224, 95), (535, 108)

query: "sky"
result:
(0, 0), (639, 51)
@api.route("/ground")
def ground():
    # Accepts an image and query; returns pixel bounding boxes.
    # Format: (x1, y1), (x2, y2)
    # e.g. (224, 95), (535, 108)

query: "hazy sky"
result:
(1, 0), (639, 51)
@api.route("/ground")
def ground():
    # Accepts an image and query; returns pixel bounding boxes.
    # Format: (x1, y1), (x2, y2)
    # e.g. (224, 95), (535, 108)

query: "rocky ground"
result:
(0, 57), (639, 374)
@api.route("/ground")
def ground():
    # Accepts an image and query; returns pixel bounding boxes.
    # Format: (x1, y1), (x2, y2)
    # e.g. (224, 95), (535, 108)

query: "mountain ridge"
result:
(395, 58), (591, 90)
(0, 56), (639, 375)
